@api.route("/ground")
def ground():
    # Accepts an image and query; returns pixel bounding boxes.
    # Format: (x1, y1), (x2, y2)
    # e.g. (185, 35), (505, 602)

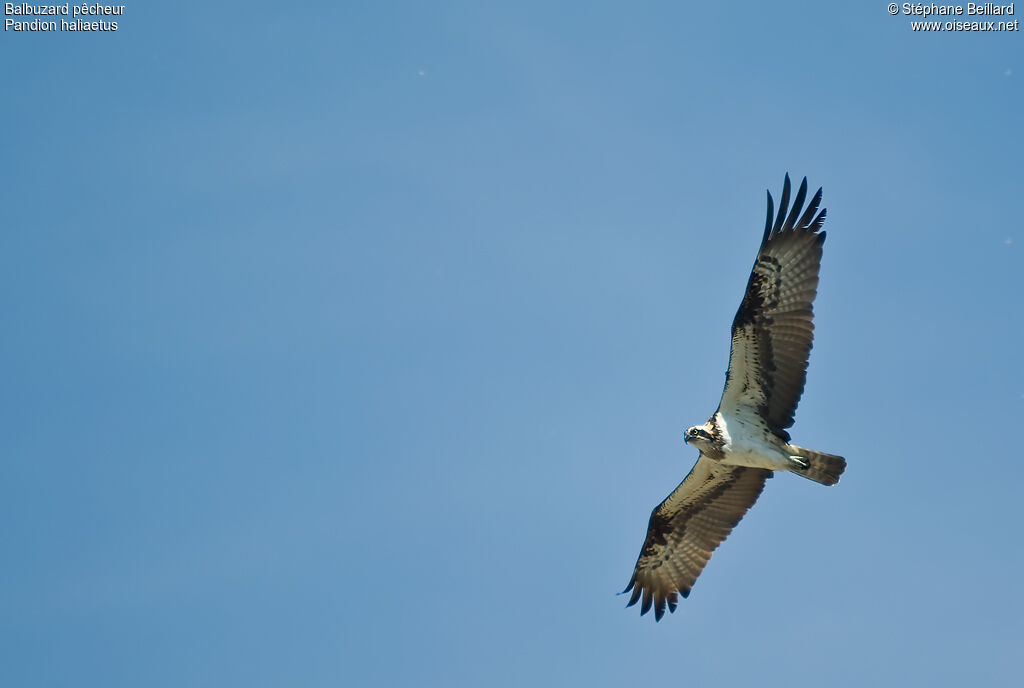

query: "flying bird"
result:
(622, 174), (846, 621)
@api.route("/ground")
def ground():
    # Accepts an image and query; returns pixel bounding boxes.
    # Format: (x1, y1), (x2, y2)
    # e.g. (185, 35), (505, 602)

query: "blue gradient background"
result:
(2, 2), (1021, 686)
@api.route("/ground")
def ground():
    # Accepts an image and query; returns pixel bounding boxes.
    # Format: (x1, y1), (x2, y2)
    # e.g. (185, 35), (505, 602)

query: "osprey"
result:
(623, 174), (846, 621)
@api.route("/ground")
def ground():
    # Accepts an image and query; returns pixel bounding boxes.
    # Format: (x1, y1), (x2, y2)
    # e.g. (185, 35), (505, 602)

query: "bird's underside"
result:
(623, 174), (847, 621)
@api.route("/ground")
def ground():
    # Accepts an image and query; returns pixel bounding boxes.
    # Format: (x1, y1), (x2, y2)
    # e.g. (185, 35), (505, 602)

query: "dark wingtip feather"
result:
(810, 207), (827, 232)
(772, 173), (791, 234)
(640, 589), (653, 615)
(619, 575), (636, 596)
(767, 177), (826, 236)
(796, 187), (823, 228)
(625, 584), (642, 608)
(783, 177), (808, 231)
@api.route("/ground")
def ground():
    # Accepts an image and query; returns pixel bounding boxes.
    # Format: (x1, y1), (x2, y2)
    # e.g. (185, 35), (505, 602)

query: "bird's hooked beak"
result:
(683, 432), (690, 444)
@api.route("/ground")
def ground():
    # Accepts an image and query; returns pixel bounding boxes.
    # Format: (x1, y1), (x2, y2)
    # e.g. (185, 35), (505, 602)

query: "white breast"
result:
(715, 411), (790, 471)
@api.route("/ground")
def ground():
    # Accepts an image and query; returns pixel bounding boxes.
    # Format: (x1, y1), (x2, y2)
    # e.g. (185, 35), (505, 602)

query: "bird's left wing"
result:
(623, 456), (771, 620)
(718, 174), (827, 438)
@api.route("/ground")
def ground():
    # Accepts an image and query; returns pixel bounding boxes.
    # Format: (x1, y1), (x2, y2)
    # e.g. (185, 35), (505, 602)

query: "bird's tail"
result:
(787, 446), (846, 486)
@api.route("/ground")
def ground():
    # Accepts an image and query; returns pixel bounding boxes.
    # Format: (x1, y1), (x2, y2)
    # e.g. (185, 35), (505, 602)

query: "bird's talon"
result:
(788, 455), (810, 470)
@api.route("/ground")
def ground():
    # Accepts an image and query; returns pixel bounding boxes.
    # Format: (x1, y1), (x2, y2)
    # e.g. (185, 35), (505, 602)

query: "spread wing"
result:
(719, 174), (827, 439)
(622, 457), (771, 620)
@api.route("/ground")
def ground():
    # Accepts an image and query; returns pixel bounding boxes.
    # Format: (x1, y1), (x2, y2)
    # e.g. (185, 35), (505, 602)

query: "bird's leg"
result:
(787, 455), (810, 470)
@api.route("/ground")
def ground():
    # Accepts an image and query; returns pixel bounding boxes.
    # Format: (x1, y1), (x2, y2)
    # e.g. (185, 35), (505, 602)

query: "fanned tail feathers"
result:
(788, 446), (846, 486)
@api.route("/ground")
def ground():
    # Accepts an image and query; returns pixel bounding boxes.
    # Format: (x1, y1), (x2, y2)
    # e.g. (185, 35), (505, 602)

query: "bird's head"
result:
(684, 424), (714, 450)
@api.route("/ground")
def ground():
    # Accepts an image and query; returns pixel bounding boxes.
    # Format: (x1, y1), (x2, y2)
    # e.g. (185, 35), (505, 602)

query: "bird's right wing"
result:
(623, 456), (771, 620)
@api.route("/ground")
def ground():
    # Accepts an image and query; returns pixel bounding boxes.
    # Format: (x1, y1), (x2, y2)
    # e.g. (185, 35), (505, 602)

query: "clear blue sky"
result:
(2, 2), (1021, 686)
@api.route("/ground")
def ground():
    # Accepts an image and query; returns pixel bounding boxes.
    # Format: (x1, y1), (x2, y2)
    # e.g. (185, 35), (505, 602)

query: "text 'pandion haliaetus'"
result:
(623, 174), (846, 621)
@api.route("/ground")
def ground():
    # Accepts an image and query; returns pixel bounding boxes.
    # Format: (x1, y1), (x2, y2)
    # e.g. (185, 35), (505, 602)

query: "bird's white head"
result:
(683, 423), (715, 451)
